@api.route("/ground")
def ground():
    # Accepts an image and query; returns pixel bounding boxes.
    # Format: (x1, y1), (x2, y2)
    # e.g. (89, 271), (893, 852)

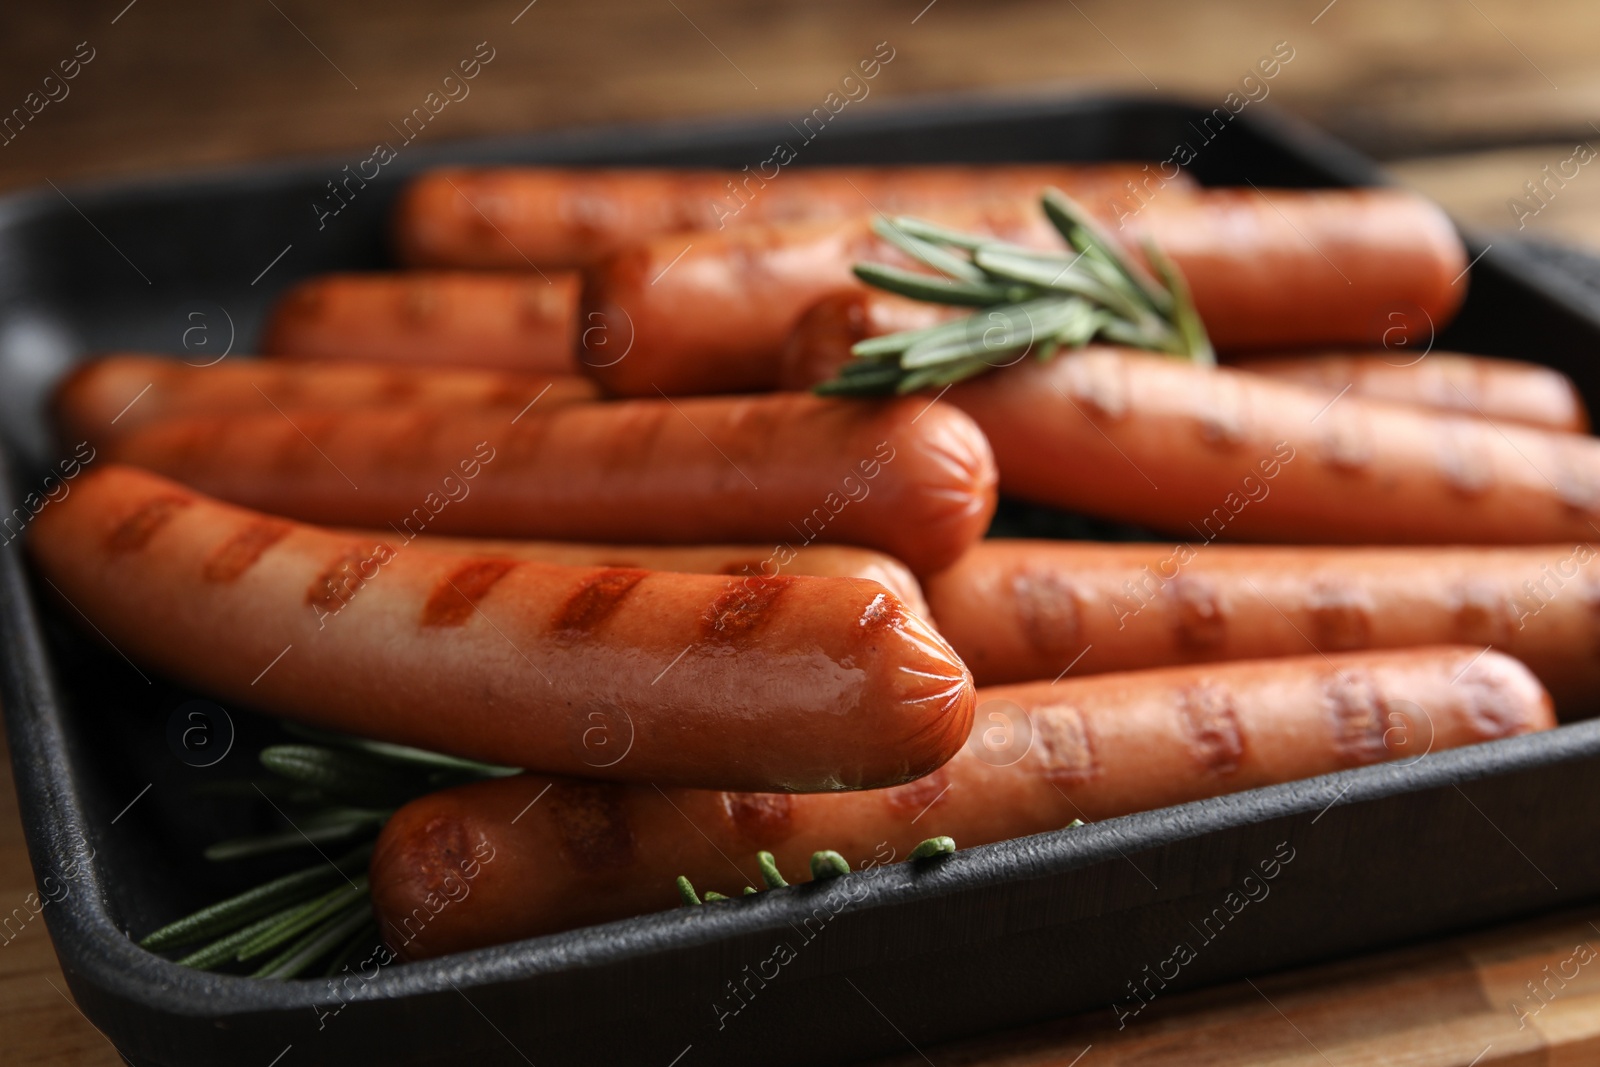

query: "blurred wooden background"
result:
(4, 0), (1600, 1063)
(3, 0), (1600, 245)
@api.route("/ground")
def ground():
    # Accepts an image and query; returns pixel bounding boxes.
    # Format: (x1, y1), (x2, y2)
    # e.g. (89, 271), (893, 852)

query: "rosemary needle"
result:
(253, 903), (373, 980)
(816, 187), (1214, 397)
(756, 851), (789, 889)
(146, 735), (514, 979)
(810, 851), (851, 880)
(236, 878), (371, 962)
(139, 843), (373, 951)
(324, 919), (379, 978)
(176, 900), (323, 971)
(679, 839), (958, 905)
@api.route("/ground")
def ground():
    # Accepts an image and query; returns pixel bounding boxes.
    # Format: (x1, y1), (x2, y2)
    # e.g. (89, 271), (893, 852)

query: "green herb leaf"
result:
(253, 901), (373, 980)
(236, 878), (370, 962)
(139, 844), (372, 951)
(202, 808), (390, 862)
(852, 262), (1012, 307)
(757, 851), (788, 889)
(817, 188), (1212, 396)
(810, 851), (851, 880)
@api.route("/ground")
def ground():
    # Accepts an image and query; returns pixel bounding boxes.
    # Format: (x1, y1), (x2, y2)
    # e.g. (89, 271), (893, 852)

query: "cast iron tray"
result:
(4, 93), (1599, 1067)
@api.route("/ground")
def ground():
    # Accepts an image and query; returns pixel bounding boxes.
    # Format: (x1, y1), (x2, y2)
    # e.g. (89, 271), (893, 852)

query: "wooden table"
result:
(5, 0), (1600, 1062)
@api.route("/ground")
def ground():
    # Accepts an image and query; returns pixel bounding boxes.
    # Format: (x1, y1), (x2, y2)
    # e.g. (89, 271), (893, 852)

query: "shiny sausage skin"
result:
(1116, 188), (1465, 352)
(583, 187), (1467, 396)
(946, 347), (1600, 546)
(778, 289), (955, 391)
(925, 539), (1600, 712)
(102, 393), (996, 575)
(53, 354), (599, 448)
(394, 164), (1187, 270)
(582, 199), (1055, 397)
(781, 291), (1583, 431)
(371, 646), (1551, 957)
(259, 272), (579, 373)
(392, 535), (930, 619)
(1230, 350), (1589, 432)
(28, 466), (974, 791)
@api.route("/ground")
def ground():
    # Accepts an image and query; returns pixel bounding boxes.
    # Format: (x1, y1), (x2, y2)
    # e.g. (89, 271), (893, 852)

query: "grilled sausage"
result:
(53, 353), (598, 448)
(394, 163), (1188, 269)
(101, 393), (997, 575)
(370, 646), (1551, 956)
(28, 465), (975, 791)
(260, 271), (579, 373)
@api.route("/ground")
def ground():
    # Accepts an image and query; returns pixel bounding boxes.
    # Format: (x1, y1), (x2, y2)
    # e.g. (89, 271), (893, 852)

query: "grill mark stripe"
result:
(552, 568), (649, 634)
(885, 766), (949, 814)
(106, 494), (192, 553)
(704, 575), (794, 643)
(1037, 703), (1098, 786)
(202, 519), (292, 582)
(549, 783), (635, 873)
(306, 541), (395, 612)
(721, 792), (795, 847)
(1178, 683), (1245, 775)
(421, 557), (520, 628)
(1013, 569), (1080, 661)
(1326, 672), (1389, 765)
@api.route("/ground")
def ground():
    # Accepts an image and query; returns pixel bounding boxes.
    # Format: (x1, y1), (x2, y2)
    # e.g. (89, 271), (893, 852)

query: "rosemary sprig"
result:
(139, 731), (517, 981)
(139, 843), (373, 951)
(678, 837), (957, 905)
(816, 188), (1215, 397)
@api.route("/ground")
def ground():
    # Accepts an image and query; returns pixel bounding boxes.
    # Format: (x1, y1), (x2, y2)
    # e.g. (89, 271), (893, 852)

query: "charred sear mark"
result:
(1462, 672), (1536, 739)
(1177, 683), (1244, 775)
(720, 791), (795, 847)
(1551, 441), (1600, 512)
(1436, 422), (1492, 496)
(1064, 351), (1129, 419)
(858, 592), (901, 634)
(883, 766), (948, 814)
(306, 541), (395, 612)
(371, 410), (444, 471)
(202, 518), (292, 582)
(401, 286), (438, 324)
(1583, 579), (1600, 657)
(413, 815), (470, 893)
(374, 372), (422, 405)
(484, 378), (536, 408)
(163, 420), (231, 469)
(1325, 672), (1389, 764)
(520, 285), (565, 324)
(1169, 576), (1226, 650)
(1318, 407), (1374, 471)
(269, 413), (339, 474)
(548, 782), (635, 873)
(421, 558), (520, 628)
(551, 568), (649, 634)
(1036, 703), (1097, 785)
(1308, 581), (1374, 651)
(106, 494), (192, 553)
(1199, 375), (1250, 447)
(1452, 580), (1512, 645)
(703, 575), (794, 643)
(1013, 569), (1080, 660)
